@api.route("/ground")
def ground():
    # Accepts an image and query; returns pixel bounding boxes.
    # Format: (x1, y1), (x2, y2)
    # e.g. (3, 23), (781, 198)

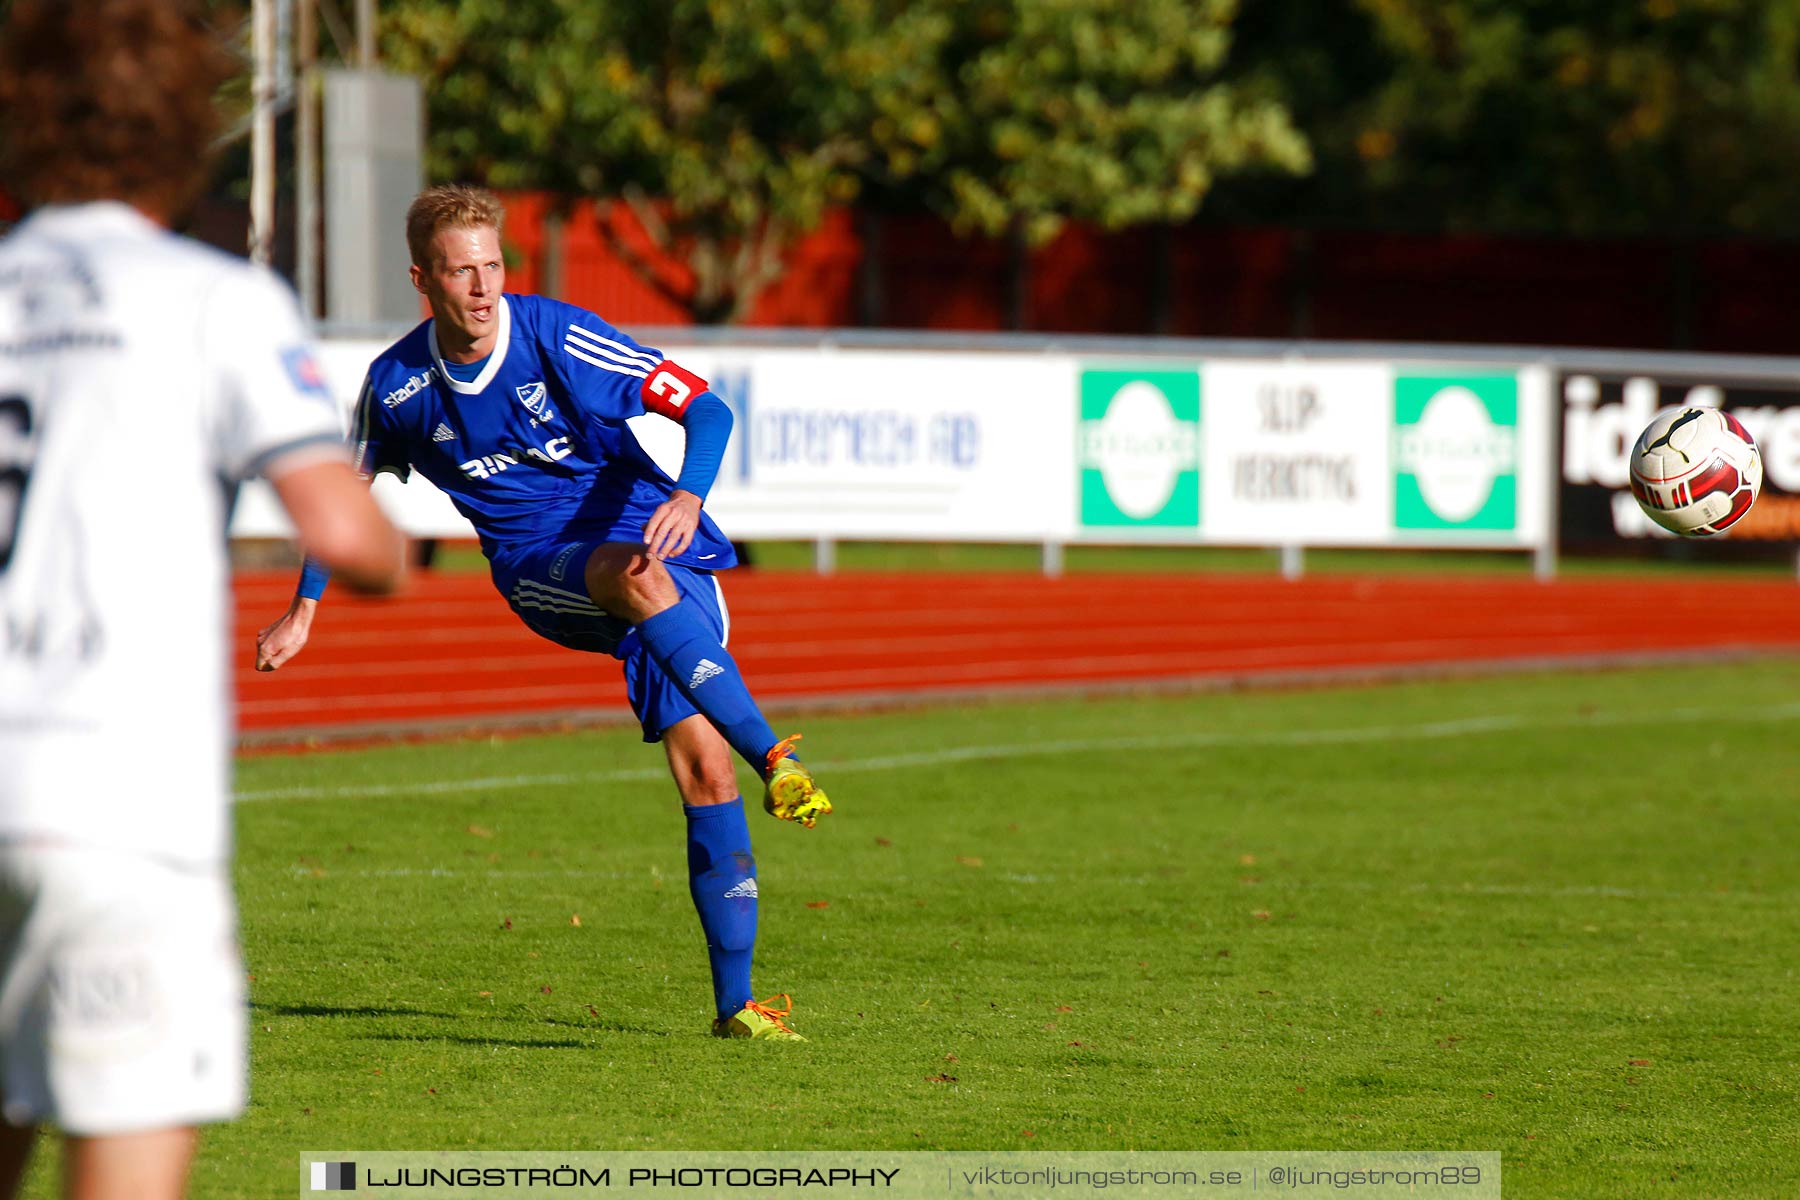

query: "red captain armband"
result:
(640, 359), (710, 420)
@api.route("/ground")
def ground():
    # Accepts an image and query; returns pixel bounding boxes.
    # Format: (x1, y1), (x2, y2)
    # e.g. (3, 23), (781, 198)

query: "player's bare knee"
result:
(662, 723), (738, 806)
(583, 543), (676, 622)
(666, 752), (734, 805)
(673, 755), (738, 807)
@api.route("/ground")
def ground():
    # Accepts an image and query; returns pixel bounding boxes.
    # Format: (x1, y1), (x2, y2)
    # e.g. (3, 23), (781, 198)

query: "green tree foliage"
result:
(1221, 0), (1800, 237)
(852, 1), (1310, 242)
(384, 0), (1307, 322)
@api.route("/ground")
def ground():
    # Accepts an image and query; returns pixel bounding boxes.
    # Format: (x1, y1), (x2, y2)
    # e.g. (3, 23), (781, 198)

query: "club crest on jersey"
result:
(515, 381), (554, 423)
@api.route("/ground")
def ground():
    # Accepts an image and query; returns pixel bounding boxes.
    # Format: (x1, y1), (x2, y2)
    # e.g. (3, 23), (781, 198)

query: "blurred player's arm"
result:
(273, 459), (402, 592)
(258, 373), (408, 671)
(255, 463), (392, 670)
(256, 459), (400, 671)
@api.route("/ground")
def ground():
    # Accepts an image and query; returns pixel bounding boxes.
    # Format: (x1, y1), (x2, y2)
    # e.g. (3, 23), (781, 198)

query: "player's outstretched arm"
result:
(641, 391), (732, 560)
(256, 460), (403, 671)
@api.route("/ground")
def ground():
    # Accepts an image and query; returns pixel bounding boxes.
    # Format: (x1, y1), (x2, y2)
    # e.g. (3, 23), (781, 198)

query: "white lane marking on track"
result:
(235, 701), (1800, 803)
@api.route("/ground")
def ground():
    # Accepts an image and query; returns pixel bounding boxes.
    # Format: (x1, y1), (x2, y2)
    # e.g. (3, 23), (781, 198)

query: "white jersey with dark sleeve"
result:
(0, 201), (347, 866)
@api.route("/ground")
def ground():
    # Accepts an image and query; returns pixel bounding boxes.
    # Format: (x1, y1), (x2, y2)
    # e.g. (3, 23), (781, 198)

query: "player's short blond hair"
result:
(0, 0), (235, 216)
(405, 185), (506, 268)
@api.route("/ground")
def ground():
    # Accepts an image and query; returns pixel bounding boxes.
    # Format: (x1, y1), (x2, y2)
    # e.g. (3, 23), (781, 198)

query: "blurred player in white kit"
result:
(0, 1), (405, 1196)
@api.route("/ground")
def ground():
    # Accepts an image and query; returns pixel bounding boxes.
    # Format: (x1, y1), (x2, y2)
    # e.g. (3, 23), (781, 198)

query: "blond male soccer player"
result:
(255, 185), (830, 1040)
(0, 3), (405, 1197)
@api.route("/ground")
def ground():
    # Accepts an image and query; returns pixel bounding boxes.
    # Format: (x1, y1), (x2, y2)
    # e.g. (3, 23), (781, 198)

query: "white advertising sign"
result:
(232, 343), (1080, 543)
(1200, 361), (1392, 544)
(1391, 365), (1552, 546)
(634, 349), (1076, 540)
(228, 337), (1550, 556)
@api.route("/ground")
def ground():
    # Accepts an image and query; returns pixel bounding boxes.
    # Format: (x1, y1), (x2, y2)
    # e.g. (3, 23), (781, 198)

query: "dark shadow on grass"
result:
(254, 1002), (463, 1021)
(364, 1032), (592, 1050)
(254, 1001), (675, 1039)
(542, 1016), (672, 1038)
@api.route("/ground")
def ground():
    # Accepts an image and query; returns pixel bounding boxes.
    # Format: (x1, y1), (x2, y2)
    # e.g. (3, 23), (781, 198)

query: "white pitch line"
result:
(234, 700), (1800, 804)
(240, 765), (670, 802)
(277, 868), (1777, 905)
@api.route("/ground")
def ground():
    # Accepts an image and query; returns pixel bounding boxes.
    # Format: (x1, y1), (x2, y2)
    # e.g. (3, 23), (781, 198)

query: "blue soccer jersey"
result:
(351, 293), (736, 570)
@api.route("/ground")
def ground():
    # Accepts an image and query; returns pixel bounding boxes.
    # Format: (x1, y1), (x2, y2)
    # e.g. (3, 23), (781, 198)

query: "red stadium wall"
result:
(497, 194), (863, 328)
(490, 192), (1800, 355)
(16, 183), (1793, 356)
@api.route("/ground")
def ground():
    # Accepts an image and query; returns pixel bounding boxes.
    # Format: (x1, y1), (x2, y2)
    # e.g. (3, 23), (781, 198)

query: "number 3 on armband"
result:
(647, 368), (691, 410)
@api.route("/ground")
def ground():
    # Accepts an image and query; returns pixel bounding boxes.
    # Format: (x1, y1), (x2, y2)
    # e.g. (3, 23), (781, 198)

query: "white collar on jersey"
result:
(428, 294), (511, 394)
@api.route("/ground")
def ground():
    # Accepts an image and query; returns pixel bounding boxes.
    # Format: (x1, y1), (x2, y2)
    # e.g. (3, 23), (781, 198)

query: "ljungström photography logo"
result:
(309, 1160), (355, 1191)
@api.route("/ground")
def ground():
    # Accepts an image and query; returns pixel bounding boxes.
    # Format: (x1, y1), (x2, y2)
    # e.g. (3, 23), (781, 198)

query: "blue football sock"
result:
(636, 599), (784, 772)
(684, 797), (757, 1019)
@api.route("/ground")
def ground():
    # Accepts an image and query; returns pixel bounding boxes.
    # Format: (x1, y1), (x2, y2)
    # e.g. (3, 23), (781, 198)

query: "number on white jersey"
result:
(0, 395), (34, 574)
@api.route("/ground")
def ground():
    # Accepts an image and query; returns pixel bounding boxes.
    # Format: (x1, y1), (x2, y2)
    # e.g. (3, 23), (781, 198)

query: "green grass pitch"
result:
(20, 662), (1800, 1197)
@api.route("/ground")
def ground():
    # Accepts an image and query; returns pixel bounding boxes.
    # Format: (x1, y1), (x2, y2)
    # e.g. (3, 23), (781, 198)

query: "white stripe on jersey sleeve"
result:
(565, 324), (660, 369)
(351, 376), (377, 475)
(563, 341), (649, 379)
(349, 374), (409, 481)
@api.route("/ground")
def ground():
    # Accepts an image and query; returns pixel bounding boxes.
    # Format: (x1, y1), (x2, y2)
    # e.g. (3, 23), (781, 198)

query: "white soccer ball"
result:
(1628, 405), (1762, 537)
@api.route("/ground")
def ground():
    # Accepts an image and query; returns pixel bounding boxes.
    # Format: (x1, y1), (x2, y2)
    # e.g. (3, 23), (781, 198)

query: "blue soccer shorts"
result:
(493, 539), (730, 743)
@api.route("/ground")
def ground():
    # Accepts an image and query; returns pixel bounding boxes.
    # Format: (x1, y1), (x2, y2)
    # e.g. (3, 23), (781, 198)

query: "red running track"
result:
(232, 568), (1800, 745)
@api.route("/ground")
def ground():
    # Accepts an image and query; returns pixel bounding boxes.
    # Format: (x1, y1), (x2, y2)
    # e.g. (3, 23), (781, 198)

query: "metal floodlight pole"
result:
(357, 0), (377, 65)
(297, 0), (320, 316)
(249, 0), (277, 266)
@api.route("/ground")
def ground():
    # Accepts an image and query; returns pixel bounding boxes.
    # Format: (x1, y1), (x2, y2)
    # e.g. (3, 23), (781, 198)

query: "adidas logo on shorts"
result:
(723, 879), (758, 899)
(688, 658), (724, 690)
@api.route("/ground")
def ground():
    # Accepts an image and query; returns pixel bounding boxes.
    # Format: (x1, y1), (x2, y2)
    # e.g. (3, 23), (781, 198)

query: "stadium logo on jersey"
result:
(432, 423), (457, 443)
(515, 381), (554, 423)
(382, 370), (433, 410)
(723, 879), (758, 899)
(688, 658), (724, 690)
(280, 346), (332, 402)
